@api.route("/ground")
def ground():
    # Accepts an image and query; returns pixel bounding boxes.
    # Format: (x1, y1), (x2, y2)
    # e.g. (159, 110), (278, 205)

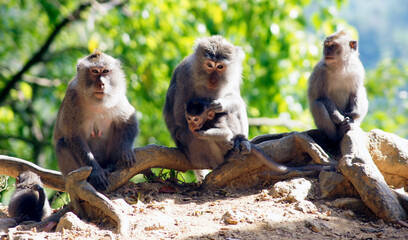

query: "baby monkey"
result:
(8, 171), (52, 224)
(185, 98), (332, 174)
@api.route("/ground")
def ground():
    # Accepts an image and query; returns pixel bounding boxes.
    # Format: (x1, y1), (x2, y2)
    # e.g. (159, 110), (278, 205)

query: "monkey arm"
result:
(195, 127), (234, 142)
(111, 112), (139, 167)
(316, 96), (345, 124)
(345, 89), (368, 124)
(63, 136), (101, 168)
(57, 136), (109, 190)
(211, 93), (245, 113)
(33, 184), (46, 213)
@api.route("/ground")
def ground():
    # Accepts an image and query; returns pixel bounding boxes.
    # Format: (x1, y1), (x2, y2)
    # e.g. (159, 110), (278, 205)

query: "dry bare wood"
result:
(1, 128), (408, 225)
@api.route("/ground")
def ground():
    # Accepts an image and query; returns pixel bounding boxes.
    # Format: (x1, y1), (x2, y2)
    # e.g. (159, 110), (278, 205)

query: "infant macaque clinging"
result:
(308, 30), (368, 141)
(53, 50), (138, 191)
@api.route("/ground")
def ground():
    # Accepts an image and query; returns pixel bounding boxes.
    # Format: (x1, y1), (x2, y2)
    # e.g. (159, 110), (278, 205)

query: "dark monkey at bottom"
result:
(53, 50), (138, 191)
(8, 171), (52, 223)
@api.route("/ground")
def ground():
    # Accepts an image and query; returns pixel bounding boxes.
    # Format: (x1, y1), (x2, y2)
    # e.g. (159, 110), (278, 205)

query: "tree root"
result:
(1, 129), (408, 226)
(65, 167), (129, 237)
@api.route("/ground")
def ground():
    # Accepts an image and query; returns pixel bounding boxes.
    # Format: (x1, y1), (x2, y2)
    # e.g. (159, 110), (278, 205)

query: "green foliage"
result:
(1, 0), (407, 200)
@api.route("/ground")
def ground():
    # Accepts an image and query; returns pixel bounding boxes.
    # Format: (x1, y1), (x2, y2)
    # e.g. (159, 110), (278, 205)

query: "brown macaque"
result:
(53, 50), (138, 191)
(8, 171), (52, 223)
(185, 98), (333, 174)
(163, 36), (247, 182)
(308, 30), (368, 142)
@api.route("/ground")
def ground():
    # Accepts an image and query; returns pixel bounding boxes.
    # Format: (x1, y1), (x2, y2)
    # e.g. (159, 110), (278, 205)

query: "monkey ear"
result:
(208, 110), (215, 120)
(349, 41), (357, 51)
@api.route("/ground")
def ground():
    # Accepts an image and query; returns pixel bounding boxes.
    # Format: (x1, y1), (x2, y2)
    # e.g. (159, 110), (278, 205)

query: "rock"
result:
(221, 210), (244, 225)
(368, 129), (408, 185)
(0, 218), (16, 235)
(319, 171), (359, 198)
(295, 200), (318, 213)
(56, 212), (97, 232)
(270, 178), (312, 202)
(304, 219), (331, 232)
(327, 198), (372, 215)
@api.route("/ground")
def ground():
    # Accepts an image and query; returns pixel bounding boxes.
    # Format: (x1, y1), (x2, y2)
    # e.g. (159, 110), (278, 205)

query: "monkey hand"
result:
(120, 148), (136, 167)
(32, 184), (43, 191)
(87, 166), (110, 191)
(331, 112), (346, 125)
(210, 100), (224, 113)
(224, 140), (235, 150)
(233, 136), (252, 154)
(340, 116), (353, 125)
(338, 121), (352, 138)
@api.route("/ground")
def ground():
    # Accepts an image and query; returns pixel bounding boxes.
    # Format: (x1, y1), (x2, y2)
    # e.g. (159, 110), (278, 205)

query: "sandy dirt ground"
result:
(1, 177), (408, 240)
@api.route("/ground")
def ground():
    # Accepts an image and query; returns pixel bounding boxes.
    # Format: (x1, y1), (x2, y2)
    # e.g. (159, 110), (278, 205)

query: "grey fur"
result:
(163, 36), (247, 181)
(308, 30), (368, 141)
(53, 50), (138, 191)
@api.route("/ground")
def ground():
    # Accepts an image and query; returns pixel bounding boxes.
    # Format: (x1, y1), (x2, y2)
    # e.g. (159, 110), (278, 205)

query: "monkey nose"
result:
(98, 82), (105, 89)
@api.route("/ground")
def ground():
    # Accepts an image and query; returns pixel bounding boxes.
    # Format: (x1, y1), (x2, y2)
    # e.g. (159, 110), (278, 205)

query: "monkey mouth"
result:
(208, 80), (218, 90)
(94, 91), (105, 98)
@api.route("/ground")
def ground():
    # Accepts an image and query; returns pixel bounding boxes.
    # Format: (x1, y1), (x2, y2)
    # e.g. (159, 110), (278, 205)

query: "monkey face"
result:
(323, 41), (341, 63)
(89, 67), (112, 99)
(203, 60), (228, 90)
(186, 114), (206, 132)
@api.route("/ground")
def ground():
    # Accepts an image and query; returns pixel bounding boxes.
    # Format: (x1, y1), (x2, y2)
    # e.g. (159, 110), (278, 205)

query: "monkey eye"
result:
(102, 69), (110, 73)
(207, 63), (213, 68)
(193, 118), (199, 122)
(217, 65), (224, 69)
(187, 117), (192, 121)
(90, 68), (100, 74)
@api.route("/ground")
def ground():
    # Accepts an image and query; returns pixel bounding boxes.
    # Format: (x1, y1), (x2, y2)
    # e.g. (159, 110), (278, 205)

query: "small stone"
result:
(270, 178), (312, 202)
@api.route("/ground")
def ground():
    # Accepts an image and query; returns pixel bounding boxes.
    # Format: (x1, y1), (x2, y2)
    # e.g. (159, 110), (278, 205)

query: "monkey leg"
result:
(310, 101), (339, 141)
(55, 138), (83, 176)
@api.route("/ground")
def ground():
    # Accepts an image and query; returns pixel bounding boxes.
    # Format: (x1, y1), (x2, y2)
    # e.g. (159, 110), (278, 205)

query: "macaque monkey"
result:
(163, 36), (248, 181)
(53, 50), (138, 191)
(308, 30), (368, 141)
(8, 171), (52, 223)
(185, 98), (333, 174)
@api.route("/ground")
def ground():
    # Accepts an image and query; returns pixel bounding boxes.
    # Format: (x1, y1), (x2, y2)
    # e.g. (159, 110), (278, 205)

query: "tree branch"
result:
(0, 155), (64, 191)
(0, 2), (92, 105)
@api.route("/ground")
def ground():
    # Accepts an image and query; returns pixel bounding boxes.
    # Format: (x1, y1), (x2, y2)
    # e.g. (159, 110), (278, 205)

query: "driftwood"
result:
(1, 128), (408, 226)
(65, 167), (129, 236)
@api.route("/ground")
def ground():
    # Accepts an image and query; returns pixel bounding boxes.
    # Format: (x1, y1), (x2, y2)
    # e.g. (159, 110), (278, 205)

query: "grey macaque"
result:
(8, 171), (52, 223)
(163, 36), (247, 181)
(308, 30), (368, 141)
(53, 50), (138, 191)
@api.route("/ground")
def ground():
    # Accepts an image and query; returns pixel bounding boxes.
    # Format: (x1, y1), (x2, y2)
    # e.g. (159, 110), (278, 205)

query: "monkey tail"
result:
(251, 145), (289, 173)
